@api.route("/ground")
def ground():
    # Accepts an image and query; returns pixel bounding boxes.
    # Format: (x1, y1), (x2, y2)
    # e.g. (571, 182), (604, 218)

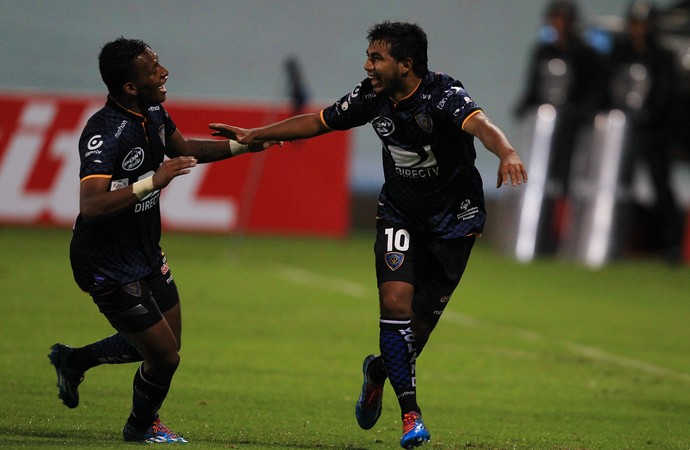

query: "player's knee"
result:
(378, 288), (413, 318)
(379, 299), (411, 319)
(162, 350), (180, 371)
(147, 349), (180, 374)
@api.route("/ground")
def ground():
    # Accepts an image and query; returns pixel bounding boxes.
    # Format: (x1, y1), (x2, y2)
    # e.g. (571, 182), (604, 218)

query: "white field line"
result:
(274, 265), (372, 299)
(443, 310), (690, 384)
(274, 266), (690, 384)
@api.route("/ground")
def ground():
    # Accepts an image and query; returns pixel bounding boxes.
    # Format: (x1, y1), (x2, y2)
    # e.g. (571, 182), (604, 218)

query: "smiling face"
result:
(128, 48), (169, 108)
(364, 40), (409, 101)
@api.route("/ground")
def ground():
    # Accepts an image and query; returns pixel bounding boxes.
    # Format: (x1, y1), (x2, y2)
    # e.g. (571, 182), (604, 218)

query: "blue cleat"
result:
(48, 343), (84, 409)
(122, 417), (188, 444)
(355, 354), (384, 430)
(400, 411), (431, 449)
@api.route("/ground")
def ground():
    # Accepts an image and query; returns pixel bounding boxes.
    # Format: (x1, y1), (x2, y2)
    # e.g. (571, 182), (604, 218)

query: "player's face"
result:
(131, 48), (169, 105)
(364, 41), (405, 98)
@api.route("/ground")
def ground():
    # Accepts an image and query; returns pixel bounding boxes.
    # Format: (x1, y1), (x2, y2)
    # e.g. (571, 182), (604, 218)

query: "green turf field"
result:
(1, 226), (688, 449)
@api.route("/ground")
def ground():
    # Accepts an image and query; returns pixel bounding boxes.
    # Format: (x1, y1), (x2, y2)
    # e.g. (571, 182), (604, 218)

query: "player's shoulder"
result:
(425, 72), (465, 96)
(145, 103), (169, 118)
(329, 77), (378, 112)
(349, 77), (377, 102)
(424, 72), (470, 103)
(79, 104), (128, 150)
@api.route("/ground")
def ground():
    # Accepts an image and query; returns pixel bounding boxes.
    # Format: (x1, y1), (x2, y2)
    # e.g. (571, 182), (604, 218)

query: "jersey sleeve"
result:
(320, 79), (375, 131)
(437, 81), (483, 130)
(78, 127), (117, 181)
(161, 105), (177, 138)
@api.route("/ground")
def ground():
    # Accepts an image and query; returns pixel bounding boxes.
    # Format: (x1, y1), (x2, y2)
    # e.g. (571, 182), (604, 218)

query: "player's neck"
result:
(390, 75), (422, 104)
(109, 94), (147, 116)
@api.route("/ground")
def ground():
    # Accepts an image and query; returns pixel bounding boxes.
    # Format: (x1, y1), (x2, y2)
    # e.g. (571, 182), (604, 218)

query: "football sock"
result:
(128, 364), (171, 429)
(379, 318), (420, 416)
(367, 323), (430, 384)
(70, 333), (143, 373)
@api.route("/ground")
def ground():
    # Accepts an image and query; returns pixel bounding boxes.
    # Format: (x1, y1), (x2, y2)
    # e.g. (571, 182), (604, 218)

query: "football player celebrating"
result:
(49, 37), (279, 444)
(211, 21), (527, 449)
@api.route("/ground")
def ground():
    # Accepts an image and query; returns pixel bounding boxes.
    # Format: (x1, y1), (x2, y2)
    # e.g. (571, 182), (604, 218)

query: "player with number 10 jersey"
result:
(321, 71), (486, 239)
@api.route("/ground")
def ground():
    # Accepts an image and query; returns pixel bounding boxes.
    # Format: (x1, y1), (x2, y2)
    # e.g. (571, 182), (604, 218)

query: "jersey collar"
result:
(106, 95), (146, 121)
(390, 71), (427, 107)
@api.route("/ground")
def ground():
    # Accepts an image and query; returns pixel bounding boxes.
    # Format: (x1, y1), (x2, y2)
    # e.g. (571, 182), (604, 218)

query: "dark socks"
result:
(70, 333), (143, 373)
(127, 364), (170, 429)
(379, 318), (420, 416)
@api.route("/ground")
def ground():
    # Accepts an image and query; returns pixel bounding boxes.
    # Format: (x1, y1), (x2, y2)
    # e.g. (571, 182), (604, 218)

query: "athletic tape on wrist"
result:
(132, 176), (154, 200)
(229, 140), (250, 156)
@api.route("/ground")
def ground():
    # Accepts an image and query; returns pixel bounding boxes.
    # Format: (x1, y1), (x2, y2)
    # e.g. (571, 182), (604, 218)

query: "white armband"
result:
(132, 176), (155, 200)
(229, 140), (250, 156)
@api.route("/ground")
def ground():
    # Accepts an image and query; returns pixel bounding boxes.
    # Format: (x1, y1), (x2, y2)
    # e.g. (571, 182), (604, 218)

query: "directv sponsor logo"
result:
(388, 144), (439, 178)
(395, 166), (440, 178)
(134, 191), (160, 213)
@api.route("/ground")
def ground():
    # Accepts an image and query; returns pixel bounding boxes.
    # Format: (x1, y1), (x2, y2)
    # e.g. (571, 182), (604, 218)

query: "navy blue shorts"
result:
(374, 219), (475, 325)
(89, 258), (179, 333)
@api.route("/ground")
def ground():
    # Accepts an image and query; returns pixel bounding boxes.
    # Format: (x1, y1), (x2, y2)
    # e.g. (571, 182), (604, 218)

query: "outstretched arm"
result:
(463, 111), (527, 188)
(209, 112), (330, 144)
(164, 129), (282, 163)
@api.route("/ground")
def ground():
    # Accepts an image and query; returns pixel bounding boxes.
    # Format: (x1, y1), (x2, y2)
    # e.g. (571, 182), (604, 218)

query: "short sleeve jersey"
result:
(321, 71), (486, 238)
(70, 97), (177, 292)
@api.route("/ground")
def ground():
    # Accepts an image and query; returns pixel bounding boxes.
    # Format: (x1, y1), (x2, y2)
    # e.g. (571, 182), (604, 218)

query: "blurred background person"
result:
(600, 0), (685, 263)
(514, 0), (603, 255)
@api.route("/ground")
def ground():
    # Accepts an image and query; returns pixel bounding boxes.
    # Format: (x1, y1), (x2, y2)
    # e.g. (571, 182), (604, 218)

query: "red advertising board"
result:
(0, 91), (351, 236)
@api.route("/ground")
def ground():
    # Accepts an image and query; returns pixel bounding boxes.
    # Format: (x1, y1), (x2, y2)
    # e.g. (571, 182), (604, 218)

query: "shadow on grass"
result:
(193, 435), (373, 449)
(0, 425), (114, 448)
(0, 425), (374, 449)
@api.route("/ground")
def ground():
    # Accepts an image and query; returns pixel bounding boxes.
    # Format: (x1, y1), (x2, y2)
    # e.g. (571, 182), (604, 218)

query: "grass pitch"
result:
(0, 226), (689, 449)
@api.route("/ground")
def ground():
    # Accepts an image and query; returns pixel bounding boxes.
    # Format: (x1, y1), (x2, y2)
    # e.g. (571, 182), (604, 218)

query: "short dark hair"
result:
(98, 37), (150, 94)
(367, 21), (428, 77)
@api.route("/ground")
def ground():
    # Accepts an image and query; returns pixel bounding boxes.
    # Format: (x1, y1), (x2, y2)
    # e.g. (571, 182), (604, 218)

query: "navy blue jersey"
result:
(321, 71), (486, 238)
(70, 97), (177, 292)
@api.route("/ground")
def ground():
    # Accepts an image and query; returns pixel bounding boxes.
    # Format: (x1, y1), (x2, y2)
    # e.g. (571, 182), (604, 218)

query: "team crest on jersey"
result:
(122, 147), (145, 171)
(372, 116), (395, 136)
(384, 252), (405, 271)
(415, 114), (433, 134)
